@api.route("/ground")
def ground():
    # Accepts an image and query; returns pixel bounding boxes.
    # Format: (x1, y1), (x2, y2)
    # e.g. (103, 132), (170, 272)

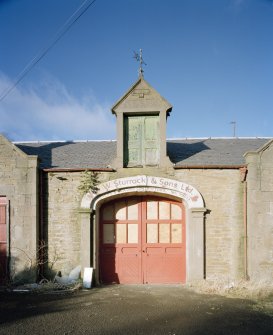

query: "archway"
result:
(79, 175), (206, 283)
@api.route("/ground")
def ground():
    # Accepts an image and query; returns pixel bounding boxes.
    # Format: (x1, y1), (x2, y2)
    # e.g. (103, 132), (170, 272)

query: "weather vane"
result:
(133, 49), (147, 78)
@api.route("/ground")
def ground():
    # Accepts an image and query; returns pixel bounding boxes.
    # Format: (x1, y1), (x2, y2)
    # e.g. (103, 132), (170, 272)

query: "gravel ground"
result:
(0, 284), (272, 335)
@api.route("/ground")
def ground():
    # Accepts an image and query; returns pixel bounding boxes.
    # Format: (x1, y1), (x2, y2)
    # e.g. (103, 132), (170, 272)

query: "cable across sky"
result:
(1, 0), (273, 140)
(0, 0), (97, 102)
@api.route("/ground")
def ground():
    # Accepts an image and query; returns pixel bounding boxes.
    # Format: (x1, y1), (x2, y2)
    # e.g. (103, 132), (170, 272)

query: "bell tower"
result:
(111, 76), (172, 169)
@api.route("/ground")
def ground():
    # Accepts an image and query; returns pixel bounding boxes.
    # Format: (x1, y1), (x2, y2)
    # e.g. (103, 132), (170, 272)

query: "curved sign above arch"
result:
(81, 175), (204, 210)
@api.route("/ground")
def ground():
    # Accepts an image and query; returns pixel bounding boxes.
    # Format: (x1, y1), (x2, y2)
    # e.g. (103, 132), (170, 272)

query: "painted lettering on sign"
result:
(101, 176), (147, 192)
(99, 176), (200, 203)
(81, 175), (204, 209)
(100, 176), (196, 195)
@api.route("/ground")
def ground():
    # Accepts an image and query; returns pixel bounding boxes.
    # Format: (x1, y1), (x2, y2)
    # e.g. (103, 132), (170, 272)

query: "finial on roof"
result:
(133, 49), (146, 78)
(230, 121), (237, 137)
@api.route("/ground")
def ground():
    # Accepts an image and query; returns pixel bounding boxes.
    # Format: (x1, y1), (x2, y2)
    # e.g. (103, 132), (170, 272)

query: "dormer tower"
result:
(111, 77), (172, 169)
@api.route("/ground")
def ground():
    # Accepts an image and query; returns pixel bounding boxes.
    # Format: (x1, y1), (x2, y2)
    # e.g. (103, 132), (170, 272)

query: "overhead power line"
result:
(0, 0), (97, 102)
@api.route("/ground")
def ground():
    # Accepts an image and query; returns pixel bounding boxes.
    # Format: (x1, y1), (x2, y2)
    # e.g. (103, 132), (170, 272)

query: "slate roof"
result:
(167, 138), (269, 167)
(15, 138), (270, 170)
(16, 141), (116, 169)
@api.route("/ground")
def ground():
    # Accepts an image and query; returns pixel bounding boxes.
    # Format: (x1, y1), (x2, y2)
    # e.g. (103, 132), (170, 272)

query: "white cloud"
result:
(0, 73), (116, 141)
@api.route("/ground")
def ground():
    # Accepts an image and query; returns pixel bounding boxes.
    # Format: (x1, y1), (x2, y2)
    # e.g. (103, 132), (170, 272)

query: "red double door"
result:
(100, 196), (186, 284)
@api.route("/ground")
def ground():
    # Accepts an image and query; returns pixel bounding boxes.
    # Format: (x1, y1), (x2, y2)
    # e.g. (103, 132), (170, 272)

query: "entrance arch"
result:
(100, 196), (186, 284)
(79, 175), (206, 283)
(81, 175), (204, 210)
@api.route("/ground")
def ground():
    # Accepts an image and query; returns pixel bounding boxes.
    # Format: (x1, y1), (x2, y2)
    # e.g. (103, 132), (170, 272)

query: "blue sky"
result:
(0, 0), (273, 141)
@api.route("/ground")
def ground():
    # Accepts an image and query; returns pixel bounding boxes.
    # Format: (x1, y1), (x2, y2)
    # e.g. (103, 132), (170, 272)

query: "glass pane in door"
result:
(159, 223), (170, 243)
(103, 224), (114, 243)
(128, 224), (138, 243)
(147, 223), (158, 243)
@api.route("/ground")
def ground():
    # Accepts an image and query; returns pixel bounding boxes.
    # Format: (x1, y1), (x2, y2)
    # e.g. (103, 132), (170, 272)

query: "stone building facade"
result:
(0, 135), (38, 283)
(0, 77), (272, 284)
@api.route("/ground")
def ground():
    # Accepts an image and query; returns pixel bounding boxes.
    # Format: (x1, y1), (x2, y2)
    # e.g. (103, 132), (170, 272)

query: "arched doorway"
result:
(99, 196), (186, 284)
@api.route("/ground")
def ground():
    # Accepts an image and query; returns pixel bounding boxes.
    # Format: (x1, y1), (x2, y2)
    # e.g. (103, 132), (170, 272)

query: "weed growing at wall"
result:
(78, 170), (100, 194)
(9, 240), (59, 285)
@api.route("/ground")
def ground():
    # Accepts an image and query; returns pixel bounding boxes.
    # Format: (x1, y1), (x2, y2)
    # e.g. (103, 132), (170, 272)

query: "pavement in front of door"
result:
(0, 284), (272, 335)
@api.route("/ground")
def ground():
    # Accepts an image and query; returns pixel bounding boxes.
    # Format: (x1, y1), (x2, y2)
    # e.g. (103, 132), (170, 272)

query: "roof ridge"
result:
(167, 137), (272, 140)
(13, 137), (272, 145)
(13, 139), (117, 144)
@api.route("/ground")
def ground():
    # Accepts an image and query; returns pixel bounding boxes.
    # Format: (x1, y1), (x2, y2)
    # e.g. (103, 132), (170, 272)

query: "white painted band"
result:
(81, 175), (204, 210)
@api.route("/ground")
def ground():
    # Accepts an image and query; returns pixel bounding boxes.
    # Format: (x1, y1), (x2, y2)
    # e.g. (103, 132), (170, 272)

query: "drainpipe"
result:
(6, 199), (10, 282)
(240, 167), (249, 280)
(38, 169), (44, 279)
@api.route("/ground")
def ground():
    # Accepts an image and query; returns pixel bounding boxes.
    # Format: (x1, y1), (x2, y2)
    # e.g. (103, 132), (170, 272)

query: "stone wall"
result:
(245, 140), (273, 281)
(173, 169), (244, 281)
(43, 170), (109, 277)
(0, 135), (38, 282)
(43, 171), (82, 277)
(44, 166), (244, 282)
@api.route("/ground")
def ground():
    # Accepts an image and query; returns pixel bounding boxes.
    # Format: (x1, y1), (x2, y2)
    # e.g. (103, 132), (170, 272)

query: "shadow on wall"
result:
(0, 251), (58, 286)
(39, 170), (59, 282)
(0, 252), (37, 285)
(167, 140), (209, 164)
(0, 248), (7, 284)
